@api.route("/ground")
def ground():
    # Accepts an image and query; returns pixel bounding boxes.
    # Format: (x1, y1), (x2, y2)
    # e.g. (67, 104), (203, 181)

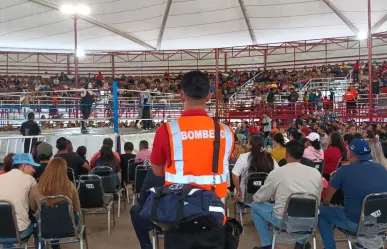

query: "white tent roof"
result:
(1, 0), (387, 52)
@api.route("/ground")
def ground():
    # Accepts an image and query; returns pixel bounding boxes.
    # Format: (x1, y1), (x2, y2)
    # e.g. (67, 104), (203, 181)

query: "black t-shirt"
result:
(34, 162), (48, 180)
(20, 120), (41, 136)
(120, 153), (136, 182)
(55, 153), (86, 177)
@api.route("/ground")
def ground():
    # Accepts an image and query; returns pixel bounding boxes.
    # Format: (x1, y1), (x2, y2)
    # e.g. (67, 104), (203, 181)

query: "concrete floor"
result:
(18, 200), (357, 249)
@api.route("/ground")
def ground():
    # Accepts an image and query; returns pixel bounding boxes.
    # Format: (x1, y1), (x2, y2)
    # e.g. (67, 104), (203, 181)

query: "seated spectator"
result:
(381, 141), (387, 158)
(120, 142), (136, 182)
(319, 139), (387, 249)
(90, 138), (120, 168)
(34, 142), (53, 179)
(95, 145), (122, 185)
(323, 132), (347, 178)
(367, 138), (387, 169)
(55, 137), (90, 178)
(135, 140), (152, 164)
(130, 168), (165, 249)
(0, 153), (14, 175)
(269, 133), (286, 162)
(230, 134), (246, 163)
(29, 157), (80, 230)
(76, 146), (89, 164)
(0, 153), (40, 248)
(343, 133), (354, 149)
(232, 135), (278, 203)
(251, 140), (322, 249)
(317, 125), (329, 150)
(237, 121), (249, 142)
(303, 132), (324, 162)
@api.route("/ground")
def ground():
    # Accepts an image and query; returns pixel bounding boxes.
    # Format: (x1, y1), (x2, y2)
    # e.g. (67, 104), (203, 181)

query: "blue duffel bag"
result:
(139, 183), (225, 231)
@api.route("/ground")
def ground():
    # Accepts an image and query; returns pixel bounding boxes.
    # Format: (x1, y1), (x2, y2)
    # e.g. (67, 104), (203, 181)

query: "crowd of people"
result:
(2, 70), (387, 249)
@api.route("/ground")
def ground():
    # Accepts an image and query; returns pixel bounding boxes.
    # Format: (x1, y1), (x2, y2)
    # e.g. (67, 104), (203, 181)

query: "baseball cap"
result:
(306, 132), (320, 142)
(349, 139), (372, 161)
(12, 153), (40, 167)
(37, 142), (53, 159)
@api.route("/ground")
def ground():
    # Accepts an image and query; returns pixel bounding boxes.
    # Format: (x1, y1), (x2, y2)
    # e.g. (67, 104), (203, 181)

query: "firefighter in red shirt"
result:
(353, 60), (360, 83)
(151, 71), (234, 249)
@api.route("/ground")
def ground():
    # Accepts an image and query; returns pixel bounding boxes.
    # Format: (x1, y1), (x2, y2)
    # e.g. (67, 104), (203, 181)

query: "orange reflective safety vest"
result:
(165, 116), (235, 199)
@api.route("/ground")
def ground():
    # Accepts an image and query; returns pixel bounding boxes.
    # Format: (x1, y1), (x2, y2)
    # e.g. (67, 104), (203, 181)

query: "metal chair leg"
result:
(313, 234), (316, 249)
(152, 229), (156, 249)
(347, 237), (352, 249)
(271, 232), (276, 249)
(118, 193), (121, 218)
(233, 201), (236, 218)
(239, 205), (244, 236)
(108, 207), (111, 236)
(126, 185), (130, 204)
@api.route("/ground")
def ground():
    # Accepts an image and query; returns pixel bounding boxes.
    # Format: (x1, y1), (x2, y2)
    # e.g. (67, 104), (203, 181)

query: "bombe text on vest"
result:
(181, 130), (226, 140)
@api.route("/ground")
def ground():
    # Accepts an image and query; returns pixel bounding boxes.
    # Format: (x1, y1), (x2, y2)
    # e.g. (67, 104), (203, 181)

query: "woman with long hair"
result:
(269, 133), (286, 162)
(232, 135), (278, 202)
(29, 157), (80, 212)
(367, 138), (387, 169)
(95, 145), (122, 185)
(323, 132), (347, 178)
(0, 153), (15, 175)
(303, 132), (324, 162)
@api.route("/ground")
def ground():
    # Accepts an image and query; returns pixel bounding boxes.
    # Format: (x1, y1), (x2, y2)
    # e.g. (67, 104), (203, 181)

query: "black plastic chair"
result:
(336, 193), (387, 249)
(234, 172), (268, 232)
(134, 165), (151, 203)
(91, 166), (126, 218)
(0, 200), (33, 249)
(312, 161), (324, 175)
(38, 195), (88, 249)
(272, 193), (319, 249)
(127, 161), (142, 204)
(77, 175), (115, 235)
(67, 168), (76, 186)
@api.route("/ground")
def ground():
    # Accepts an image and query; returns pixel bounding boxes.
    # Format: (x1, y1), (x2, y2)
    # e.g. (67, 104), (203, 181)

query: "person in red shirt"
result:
(96, 71), (103, 88)
(151, 71), (233, 249)
(323, 132), (347, 180)
(353, 60), (360, 83)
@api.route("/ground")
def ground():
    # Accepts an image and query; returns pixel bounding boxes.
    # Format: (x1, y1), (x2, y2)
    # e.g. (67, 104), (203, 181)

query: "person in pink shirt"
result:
(135, 140), (152, 164)
(90, 138), (120, 168)
(303, 132), (324, 162)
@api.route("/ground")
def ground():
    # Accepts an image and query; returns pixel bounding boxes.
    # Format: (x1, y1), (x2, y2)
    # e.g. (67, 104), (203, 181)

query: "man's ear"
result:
(180, 92), (185, 102)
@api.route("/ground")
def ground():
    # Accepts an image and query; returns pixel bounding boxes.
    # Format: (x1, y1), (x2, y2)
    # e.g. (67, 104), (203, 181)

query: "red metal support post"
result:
(368, 0), (373, 122)
(264, 49), (267, 69)
(66, 54), (70, 75)
(74, 15), (79, 119)
(37, 53), (40, 76)
(215, 48), (219, 119)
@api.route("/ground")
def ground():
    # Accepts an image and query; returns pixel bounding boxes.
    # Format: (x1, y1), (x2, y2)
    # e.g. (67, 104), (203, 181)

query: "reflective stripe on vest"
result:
(166, 120), (233, 185)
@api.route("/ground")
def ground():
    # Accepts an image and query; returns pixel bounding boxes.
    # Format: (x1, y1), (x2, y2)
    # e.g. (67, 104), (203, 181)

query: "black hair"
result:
(354, 133), (363, 139)
(103, 138), (114, 148)
(139, 140), (149, 149)
(319, 125), (328, 134)
(295, 119), (304, 129)
(180, 71), (210, 100)
(99, 145), (115, 166)
(308, 138), (322, 150)
(56, 137), (68, 150)
(291, 130), (302, 141)
(76, 146), (87, 159)
(343, 134), (354, 144)
(28, 112), (35, 120)
(124, 142), (134, 151)
(330, 132), (347, 159)
(285, 140), (305, 160)
(273, 133), (285, 147)
(248, 135), (274, 173)
(67, 140), (73, 153)
(365, 130), (374, 139)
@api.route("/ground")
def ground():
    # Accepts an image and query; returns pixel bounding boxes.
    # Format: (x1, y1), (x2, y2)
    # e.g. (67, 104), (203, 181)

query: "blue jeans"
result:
(251, 202), (282, 246)
(1, 223), (35, 248)
(251, 202), (307, 247)
(318, 206), (358, 249)
(130, 204), (155, 249)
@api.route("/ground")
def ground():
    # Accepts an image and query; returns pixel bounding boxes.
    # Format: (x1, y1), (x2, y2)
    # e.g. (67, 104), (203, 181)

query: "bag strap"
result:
(151, 188), (163, 220)
(174, 185), (195, 229)
(211, 118), (221, 192)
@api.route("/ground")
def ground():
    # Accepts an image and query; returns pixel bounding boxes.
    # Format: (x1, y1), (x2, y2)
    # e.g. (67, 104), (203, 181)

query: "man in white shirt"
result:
(251, 140), (323, 249)
(0, 153), (40, 247)
(317, 125), (329, 150)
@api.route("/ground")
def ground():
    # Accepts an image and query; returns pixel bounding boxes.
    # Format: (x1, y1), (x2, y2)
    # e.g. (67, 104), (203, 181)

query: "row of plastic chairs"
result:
(0, 196), (87, 249)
